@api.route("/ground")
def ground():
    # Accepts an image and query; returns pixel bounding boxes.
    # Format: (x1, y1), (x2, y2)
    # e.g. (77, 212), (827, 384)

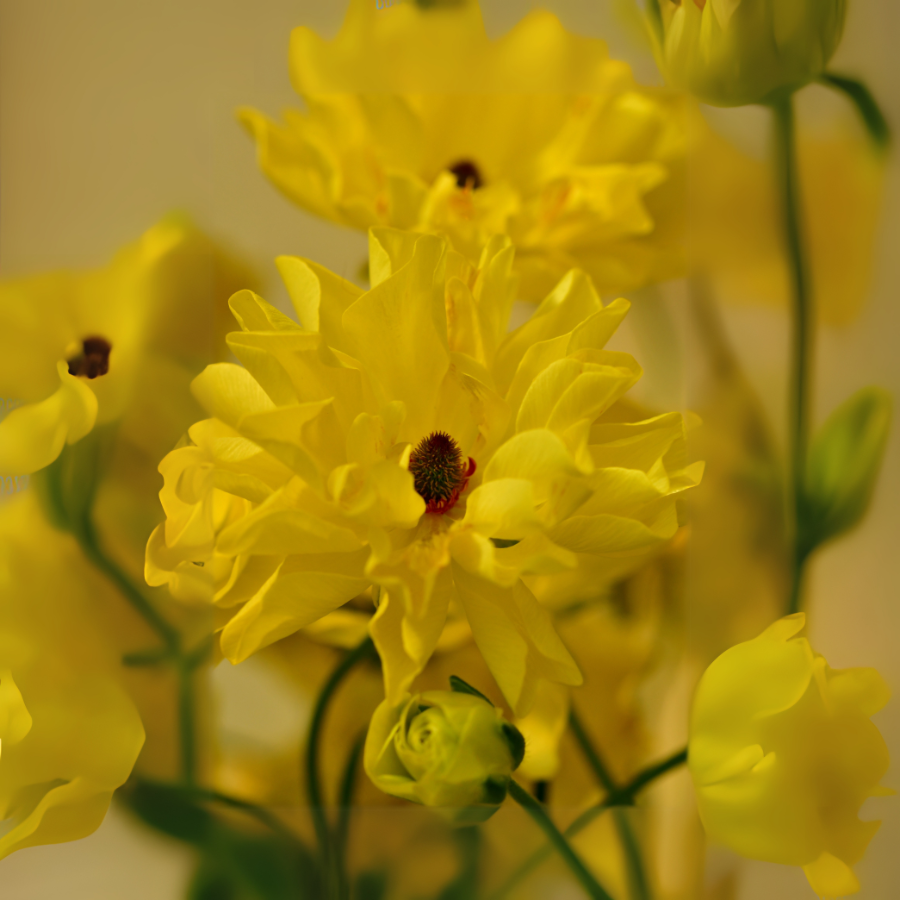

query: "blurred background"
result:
(1, 0), (897, 896)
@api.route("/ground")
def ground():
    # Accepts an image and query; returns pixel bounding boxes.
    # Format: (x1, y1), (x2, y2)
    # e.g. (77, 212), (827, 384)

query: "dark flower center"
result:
(409, 431), (476, 514)
(67, 336), (112, 379)
(448, 160), (484, 190)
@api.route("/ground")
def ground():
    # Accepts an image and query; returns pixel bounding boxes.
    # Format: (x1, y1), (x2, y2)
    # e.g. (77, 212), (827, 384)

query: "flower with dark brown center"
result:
(67, 337), (112, 379)
(409, 431), (476, 514)
(447, 160), (483, 190)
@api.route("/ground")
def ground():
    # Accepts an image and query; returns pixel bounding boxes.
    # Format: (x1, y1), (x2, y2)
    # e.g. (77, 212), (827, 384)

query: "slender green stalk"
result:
(491, 748), (687, 900)
(772, 93), (814, 617)
(305, 638), (376, 898)
(508, 781), (615, 900)
(334, 733), (366, 900)
(569, 711), (651, 900)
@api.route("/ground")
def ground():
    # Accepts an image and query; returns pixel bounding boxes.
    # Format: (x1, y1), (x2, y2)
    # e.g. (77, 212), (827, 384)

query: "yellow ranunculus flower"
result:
(689, 613), (891, 897)
(240, 0), (689, 298)
(654, 0), (847, 108)
(365, 688), (523, 824)
(146, 228), (702, 715)
(0, 215), (245, 478)
(0, 492), (145, 857)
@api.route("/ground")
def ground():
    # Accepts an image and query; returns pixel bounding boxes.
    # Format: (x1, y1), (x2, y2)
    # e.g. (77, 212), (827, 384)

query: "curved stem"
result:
(305, 637), (376, 898)
(334, 733), (365, 900)
(491, 748), (687, 900)
(569, 711), (651, 900)
(508, 781), (614, 900)
(772, 93), (814, 616)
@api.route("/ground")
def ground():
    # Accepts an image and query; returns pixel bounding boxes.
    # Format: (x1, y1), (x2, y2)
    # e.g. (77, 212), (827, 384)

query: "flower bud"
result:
(688, 614), (891, 897)
(654, 0), (847, 107)
(364, 687), (525, 824)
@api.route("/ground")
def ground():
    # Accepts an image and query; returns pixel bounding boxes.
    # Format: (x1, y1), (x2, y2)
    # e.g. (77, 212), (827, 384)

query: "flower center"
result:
(67, 336), (112, 379)
(409, 431), (476, 515)
(448, 160), (483, 190)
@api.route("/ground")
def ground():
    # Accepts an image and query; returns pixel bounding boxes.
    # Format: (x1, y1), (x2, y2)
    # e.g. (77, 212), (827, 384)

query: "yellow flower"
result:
(653, 0), (847, 107)
(364, 687), (523, 824)
(239, 0), (689, 298)
(689, 613), (891, 897)
(0, 215), (247, 478)
(691, 126), (886, 327)
(0, 492), (145, 857)
(147, 229), (701, 716)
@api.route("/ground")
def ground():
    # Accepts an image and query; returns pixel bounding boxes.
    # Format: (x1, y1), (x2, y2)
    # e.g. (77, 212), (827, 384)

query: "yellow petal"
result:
(802, 852), (861, 898)
(452, 563), (581, 717)
(0, 362), (97, 476)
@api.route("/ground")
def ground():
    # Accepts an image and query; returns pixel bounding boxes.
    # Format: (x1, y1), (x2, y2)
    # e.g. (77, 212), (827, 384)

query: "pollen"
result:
(409, 431), (476, 514)
(67, 336), (112, 379)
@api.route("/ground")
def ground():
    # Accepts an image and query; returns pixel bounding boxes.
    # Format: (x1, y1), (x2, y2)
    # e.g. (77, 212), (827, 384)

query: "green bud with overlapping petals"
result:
(652, 0), (847, 107)
(364, 681), (525, 824)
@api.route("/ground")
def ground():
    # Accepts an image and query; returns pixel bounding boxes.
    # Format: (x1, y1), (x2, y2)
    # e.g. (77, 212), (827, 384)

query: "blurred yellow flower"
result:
(0, 216), (247, 478)
(653, 0), (847, 107)
(365, 688), (523, 824)
(0, 492), (145, 858)
(689, 613), (891, 897)
(691, 127), (885, 327)
(240, 0), (689, 298)
(147, 229), (701, 715)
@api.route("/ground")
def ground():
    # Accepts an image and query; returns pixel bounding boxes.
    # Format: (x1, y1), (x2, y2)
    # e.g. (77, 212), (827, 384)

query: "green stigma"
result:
(409, 431), (476, 514)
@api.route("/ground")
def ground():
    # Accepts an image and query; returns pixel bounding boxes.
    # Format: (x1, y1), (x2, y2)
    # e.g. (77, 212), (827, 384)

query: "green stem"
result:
(569, 712), (651, 900)
(79, 513), (202, 787)
(334, 733), (365, 900)
(305, 638), (376, 898)
(772, 93), (814, 617)
(491, 749), (687, 900)
(508, 781), (614, 900)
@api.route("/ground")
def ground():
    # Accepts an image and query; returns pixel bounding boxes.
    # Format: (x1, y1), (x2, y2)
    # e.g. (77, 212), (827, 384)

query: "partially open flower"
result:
(364, 687), (524, 824)
(689, 613), (891, 896)
(653, 0), (847, 107)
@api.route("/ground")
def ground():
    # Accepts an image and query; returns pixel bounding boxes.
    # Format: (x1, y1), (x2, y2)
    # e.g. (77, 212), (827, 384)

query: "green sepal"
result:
(501, 722), (527, 770)
(819, 73), (891, 151)
(482, 776), (510, 806)
(449, 675), (493, 706)
(800, 386), (892, 554)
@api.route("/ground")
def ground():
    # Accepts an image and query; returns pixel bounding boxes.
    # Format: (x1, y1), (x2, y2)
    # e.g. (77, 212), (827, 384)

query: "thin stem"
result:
(771, 93), (814, 617)
(305, 637), (376, 898)
(569, 711), (651, 900)
(508, 781), (615, 900)
(491, 748), (687, 900)
(334, 733), (365, 900)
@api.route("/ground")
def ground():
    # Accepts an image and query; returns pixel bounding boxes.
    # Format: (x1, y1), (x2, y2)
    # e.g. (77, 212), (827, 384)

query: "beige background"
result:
(1, 0), (898, 897)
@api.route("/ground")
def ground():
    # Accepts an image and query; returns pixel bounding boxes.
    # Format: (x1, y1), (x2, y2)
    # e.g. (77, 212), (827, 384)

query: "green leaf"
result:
(449, 675), (493, 706)
(819, 73), (891, 151)
(126, 781), (319, 900)
(800, 387), (892, 553)
(355, 871), (389, 900)
(127, 780), (216, 846)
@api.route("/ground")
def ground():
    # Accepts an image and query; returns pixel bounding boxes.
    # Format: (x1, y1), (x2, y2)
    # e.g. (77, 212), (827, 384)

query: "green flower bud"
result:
(653, 0), (847, 107)
(364, 689), (524, 824)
